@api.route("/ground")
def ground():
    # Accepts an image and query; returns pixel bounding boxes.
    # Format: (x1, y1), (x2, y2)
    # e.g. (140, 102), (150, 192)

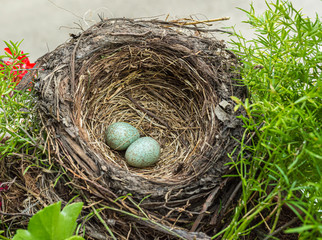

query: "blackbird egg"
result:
(105, 122), (140, 150)
(125, 137), (161, 168)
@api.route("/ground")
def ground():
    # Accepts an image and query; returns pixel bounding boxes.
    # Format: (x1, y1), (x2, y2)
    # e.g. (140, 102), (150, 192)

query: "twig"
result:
(190, 186), (220, 232)
(110, 31), (152, 37)
(0, 210), (32, 218)
(210, 180), (242, 226)
(47, 0), (83, 20)
(170, 17), (230, 26)
(263, 216), (299, 240)
(70, 33), (83, 96)
(154, 20), (233, 34)
(221, 181), (242, 214)
(14, 182), (47, 208)
(0, 177), (16, 189)
(8, 67), (42, 72)
(15, 62), (41, 91)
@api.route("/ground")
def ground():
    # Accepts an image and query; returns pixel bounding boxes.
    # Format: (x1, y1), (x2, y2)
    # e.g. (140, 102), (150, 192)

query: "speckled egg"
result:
(125, 137), (161, 168)
(105, 122), (140, 150)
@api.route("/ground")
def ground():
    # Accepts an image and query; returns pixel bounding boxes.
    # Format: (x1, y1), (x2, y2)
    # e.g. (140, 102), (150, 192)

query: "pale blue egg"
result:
(125, 137), (161, 167)
(105, 122), (140, 150)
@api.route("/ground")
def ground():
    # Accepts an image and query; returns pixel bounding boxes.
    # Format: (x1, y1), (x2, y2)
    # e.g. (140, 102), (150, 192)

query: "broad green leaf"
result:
(65, 236), (85, 240)
(57, 202), (84, 239)
(13, 201), (83, 240)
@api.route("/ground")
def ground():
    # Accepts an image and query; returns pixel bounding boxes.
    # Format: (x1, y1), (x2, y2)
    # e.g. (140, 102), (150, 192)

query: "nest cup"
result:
(79, 44), (217, 181)
(36, 18), (246, 238)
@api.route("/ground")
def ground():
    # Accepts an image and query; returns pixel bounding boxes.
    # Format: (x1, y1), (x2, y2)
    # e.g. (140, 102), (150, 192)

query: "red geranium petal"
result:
(27, 63), (36, 69)
(4, 47), (12, 55)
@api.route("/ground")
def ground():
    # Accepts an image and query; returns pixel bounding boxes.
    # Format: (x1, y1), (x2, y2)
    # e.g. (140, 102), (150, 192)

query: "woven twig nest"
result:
(36, 18), (247, 239)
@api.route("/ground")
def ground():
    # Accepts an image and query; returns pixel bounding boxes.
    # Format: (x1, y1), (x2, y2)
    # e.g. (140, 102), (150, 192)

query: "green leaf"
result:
(65, 236), (85, 240)
(284, 224), (315, 233)
(13, 201), (83, 240)
(57, 202), (84, 239)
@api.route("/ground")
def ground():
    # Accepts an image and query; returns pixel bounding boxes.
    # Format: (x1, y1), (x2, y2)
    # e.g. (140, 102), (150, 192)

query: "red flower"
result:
(1, 47), (36, 88)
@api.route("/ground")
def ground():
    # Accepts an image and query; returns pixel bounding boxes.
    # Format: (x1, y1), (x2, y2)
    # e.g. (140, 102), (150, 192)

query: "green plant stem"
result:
(91, 206), (117, 240)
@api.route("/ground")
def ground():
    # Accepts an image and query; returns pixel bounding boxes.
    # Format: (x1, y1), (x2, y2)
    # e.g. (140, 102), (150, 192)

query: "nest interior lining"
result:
(77, 45), (218, 181)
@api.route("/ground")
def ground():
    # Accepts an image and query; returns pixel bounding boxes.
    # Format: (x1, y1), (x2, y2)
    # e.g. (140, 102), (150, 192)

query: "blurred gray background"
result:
(1, 0), (321, 61)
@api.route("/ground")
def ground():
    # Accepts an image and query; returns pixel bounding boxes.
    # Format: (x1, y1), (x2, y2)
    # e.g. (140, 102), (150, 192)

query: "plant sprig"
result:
(219, 0), (321, 239)
(0, 41), (43, 160)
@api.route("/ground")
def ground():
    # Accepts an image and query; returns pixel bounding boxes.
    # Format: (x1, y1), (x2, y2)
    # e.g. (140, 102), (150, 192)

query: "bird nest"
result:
(80, 44), (218, 181)
(36, 18), (247, 239)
